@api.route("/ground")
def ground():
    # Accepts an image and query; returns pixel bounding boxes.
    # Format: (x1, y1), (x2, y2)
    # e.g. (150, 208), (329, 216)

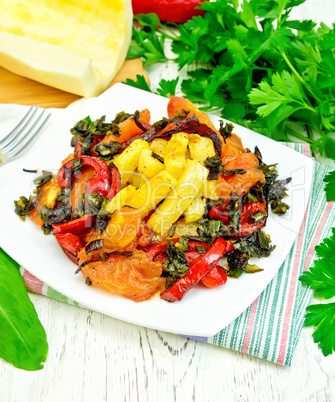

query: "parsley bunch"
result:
(126, 0), (335, 192)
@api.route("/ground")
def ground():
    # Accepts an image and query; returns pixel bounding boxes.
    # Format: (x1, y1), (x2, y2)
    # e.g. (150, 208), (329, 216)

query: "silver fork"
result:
(0, 105), (51, 167)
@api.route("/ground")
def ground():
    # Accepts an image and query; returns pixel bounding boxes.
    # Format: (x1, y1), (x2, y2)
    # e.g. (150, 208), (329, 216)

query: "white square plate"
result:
(0, 84), (314, 336)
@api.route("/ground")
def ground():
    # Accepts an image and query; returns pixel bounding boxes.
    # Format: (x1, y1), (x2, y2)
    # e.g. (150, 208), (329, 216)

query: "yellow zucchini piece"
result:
(164, 132), (188, 178)
(147, 159), (208, 235)
(188, 134), (215, 165)
(127, 171), (147, 188)
(203, 179), (220, 200)
(113, 139), (149, 186)
(138, 149), (164, 180)
(184, 194), (205, 223)
(126, 170), (177, 218)
(149, 138), (168, 157)
(104, 185), (136, 214)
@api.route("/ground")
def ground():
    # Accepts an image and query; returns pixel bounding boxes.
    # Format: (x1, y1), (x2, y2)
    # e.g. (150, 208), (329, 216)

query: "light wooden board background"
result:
(0, 58), (148, 108)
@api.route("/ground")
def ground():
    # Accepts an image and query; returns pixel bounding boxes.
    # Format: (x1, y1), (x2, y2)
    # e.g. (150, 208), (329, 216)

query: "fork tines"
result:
(0, 106), (51, 166)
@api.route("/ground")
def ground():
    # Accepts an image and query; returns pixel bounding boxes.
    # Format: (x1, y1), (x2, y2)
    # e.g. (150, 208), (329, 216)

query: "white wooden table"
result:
(1, 1), (335, 400)
(1, 293), (335, 402)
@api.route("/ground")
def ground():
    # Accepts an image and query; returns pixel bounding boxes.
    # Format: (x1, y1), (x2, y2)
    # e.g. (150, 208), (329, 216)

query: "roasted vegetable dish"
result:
(15, 97), (291, 302)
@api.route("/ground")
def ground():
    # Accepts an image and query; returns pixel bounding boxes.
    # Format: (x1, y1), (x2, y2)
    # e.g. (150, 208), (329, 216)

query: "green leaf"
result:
(291, 40), (322, 67)
(127, 39), (146, 59)
(156, 77), (179, 98)
(181, 69), (212, 104)
(171, 19), (210, 69)
(240, 0), (258, 29)
(318, 50), (335, 90)
(123, 75), (152, 93)
(299, 228), (335, 356)
(324, 171), (335, 202)
(248, 71), (314, 127)
(283, 19), (317, 32)
(226, 38), (249, 70)
(287, 0), (307, 7)
(259, 27), (295, 53)
(0, 248), (48, 370)
(300, 230), (335, 299)
(314, 135), (335, 159)
(142, 34), (168, 66)
(134, 13), (167, 32)
(304, 303), (335, 356)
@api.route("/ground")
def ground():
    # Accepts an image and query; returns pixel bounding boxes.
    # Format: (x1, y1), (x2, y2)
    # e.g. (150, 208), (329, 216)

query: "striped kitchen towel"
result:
(20, 143), (335, 366)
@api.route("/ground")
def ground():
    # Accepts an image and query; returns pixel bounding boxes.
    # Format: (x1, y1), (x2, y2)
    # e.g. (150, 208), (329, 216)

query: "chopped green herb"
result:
(151, 152), (164, 164)
(163, 236), (191, 287)
(33, 170), (53, 187)
(93, 142), (121, 160)
(219, 121), (234, 142)
(196, 245), (207, 253)
(239, 229), (275, 258)
(14, 196), (35, 221)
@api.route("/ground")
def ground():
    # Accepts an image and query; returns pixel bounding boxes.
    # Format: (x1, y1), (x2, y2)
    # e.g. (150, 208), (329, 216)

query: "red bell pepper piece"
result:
(187, 241), (210, 252)
(185, 251), (202, 265)
(225, 240), (235, 254)
(187, 240), (233, 267)
(132, 0), (205, 24)
(146, 238), (181, 258)
(106, 163), (121, 200)
(233, 200), (267, 238)
(55, 233), (84, 265)
(57, 156), (111, 196)
(74, 143), (82, 157)
(209, 206), (230, 224)
(201, 264), (228, 288)
(51, 215), (96, 235)
(241, 201), (267, 219)
(161, 237), (227, 302)
(199, 240), (233, 286)
(146, 241), (167, 258)
(153, 253), (167, 264)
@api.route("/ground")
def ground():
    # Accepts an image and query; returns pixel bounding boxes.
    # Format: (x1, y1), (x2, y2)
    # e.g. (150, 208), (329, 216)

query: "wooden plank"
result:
(0, 58), (149, 108)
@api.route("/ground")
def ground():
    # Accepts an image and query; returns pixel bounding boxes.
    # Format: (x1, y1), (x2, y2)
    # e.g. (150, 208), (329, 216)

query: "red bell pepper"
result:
(185, 251), (202, 265)
(200, 240), (233, 287)
(106, 163), (121, 200)
(209, 206), (230, 224)
(234, 200), (267, 238)
(57, 156), (111, 196)
(161, 237), (227, 302)
(51, 215), (96, 235)
(132, 0), (205, 24)
(187, 240), (234, 266)
(55, 233), (84, 265)
(201, 264), (228, 288)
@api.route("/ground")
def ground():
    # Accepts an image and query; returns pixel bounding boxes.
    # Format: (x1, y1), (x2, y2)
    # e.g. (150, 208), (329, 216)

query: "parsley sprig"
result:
(300, 228), (335, 356)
